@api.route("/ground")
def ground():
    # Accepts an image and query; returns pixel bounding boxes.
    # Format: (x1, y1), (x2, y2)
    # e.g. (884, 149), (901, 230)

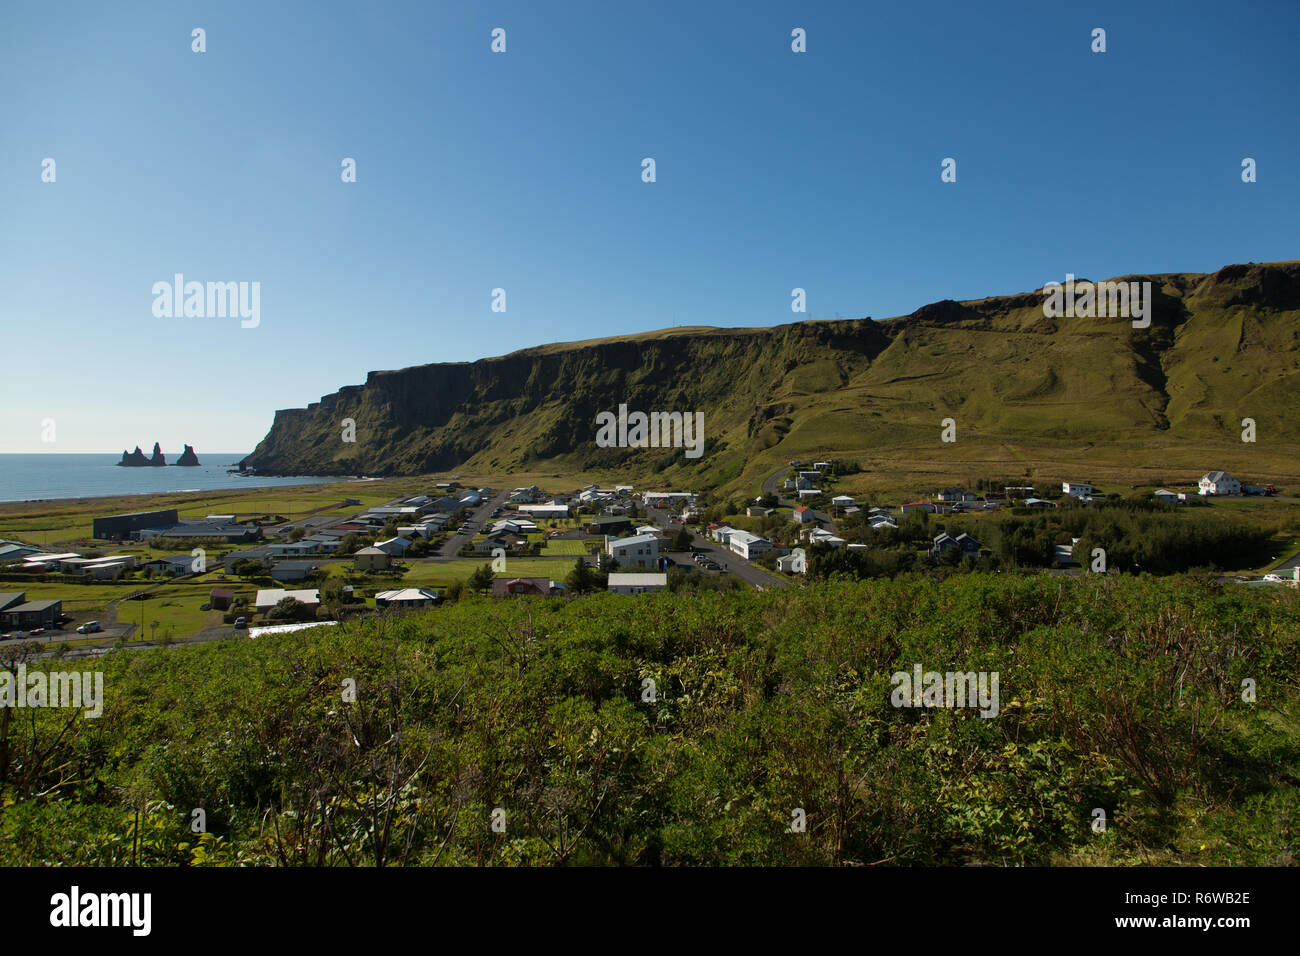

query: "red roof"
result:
(794, 506), (808, 513)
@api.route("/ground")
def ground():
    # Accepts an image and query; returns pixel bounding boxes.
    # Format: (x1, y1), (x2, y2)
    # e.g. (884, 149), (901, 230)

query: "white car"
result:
(1263, 573), (1284, 583)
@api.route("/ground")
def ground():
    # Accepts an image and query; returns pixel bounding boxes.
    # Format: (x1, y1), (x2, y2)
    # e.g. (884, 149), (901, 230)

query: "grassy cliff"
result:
(242, 261), (1300, 495)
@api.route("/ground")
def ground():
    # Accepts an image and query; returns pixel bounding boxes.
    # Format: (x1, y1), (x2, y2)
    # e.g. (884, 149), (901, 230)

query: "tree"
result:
(467, 563), (494, 592)
(268, 597), (309, 621)
(232, 559), (264, 578)
(289, 526), (306, 542)
(672, 528), (693, 551)
(566, 557), (597, 594)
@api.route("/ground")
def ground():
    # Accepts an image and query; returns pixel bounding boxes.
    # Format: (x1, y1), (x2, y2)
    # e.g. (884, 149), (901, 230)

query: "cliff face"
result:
(241, 261), (1300, 486)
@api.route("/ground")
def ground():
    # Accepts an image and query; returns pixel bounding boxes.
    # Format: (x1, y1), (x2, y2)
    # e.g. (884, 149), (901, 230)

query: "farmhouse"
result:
(1062, 482), (1093, 498)
(792, 505), (815, 524)
(1199, 471), (1241, 496)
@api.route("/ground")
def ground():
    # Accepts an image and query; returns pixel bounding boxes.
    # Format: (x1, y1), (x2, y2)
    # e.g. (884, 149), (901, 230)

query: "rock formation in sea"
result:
(175, 444), (201, 466)
(117, 443), (168, 466)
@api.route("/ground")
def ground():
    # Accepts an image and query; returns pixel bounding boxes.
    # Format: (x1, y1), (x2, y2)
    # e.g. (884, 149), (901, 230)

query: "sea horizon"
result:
(0, 453), (344, 504)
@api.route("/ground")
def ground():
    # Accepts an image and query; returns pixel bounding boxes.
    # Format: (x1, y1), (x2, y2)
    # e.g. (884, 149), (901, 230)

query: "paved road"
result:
(646, 505), (790, 590)
(434, 490), (511, 558)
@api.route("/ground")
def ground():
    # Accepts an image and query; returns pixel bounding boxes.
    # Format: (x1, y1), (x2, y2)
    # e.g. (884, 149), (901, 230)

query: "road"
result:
(433, 489), (511, 558)
(646, 505), (790, 590)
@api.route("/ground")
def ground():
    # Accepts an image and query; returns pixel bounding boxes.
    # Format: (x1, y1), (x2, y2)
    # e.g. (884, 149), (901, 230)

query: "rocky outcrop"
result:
(118, 442), (168, 467)
(176, 445), (201, 466)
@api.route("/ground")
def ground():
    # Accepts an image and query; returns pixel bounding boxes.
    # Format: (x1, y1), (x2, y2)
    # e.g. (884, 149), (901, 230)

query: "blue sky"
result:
(1, 0), (1296, 453)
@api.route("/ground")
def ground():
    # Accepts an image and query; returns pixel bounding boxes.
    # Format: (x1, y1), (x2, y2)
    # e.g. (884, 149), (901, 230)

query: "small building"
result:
(209, 588), (235, 611)
(374, 588), (440, 609)
(1062, 482), (1094, 498)
(0, 598), (61, 629)
(0, 592), (28, 613)
(606, 572), (668, 595)
(746, 506), (776, 517)
(1152, 489), (1181, 505)
(270, 560), (319, 583)
(491, 577), (565, 597)
(223, 548), (270, 573)
(353, 547), (391, 572)
(254, 588), (321, 613)
(585, 516), (633, 536)
(792, 506), (814, 524)
(517, 504), (570, 520)
(140, 553), (198, 576)
(374, 536), (413, 556)
(830, 495), (855, 510)
(776, 553), (805, 574)
(901, 502), (936, 514)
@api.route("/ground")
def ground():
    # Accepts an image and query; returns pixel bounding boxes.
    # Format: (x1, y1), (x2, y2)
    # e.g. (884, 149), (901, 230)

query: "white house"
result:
(776, 553), (806, 574)
(607, 533), (660, 570)
(728, 531), (773, 559)
(1062, 482), (1093, 498)
(374, 587), (440, 608)
(711, 525), (739, 545)
(374, 536), (413, 556)
(1199, 471), (1241, 496)
(517, 504), (570, 519)
(254, 588), (321, 612)
(831, 495), (855, 510)
(792, 506), (814, 524)
(1152, 489), (1180, 505)
(606, 572), (667, 595)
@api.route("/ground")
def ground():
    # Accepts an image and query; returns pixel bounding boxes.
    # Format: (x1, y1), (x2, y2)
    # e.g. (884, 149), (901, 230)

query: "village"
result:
(0, 464), (1295, 652)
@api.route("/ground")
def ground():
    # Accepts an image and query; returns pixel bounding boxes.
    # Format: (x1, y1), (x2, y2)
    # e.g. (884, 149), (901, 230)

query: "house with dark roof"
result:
(491, 577), (565, 597)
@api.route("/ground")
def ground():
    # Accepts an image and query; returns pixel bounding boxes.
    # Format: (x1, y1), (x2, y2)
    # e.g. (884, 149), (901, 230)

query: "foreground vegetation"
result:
(1, 574), (1297, 866)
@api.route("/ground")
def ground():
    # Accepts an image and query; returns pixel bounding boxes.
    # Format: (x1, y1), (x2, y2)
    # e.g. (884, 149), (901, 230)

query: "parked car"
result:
(76, 621), (102, 634)
(233, 617), (247, 629)
(1263, 573), (1284, 583)
(200, 603), (211, 611)
(4, 631), (28, 640)
(29, 628), (47, 636)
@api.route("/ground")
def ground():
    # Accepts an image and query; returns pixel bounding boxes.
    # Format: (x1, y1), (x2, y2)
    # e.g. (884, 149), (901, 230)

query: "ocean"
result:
(0, 454), (342, 504)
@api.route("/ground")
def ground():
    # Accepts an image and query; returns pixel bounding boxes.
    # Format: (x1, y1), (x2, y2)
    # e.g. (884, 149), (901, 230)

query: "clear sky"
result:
(1, 0), (1296, 453)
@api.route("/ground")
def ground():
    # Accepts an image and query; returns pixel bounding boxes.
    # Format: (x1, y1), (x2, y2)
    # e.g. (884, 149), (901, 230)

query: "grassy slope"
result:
(239, 262), (1300, 501)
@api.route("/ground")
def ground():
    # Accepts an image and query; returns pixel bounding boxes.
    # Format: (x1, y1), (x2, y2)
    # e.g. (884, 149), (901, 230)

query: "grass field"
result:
(0, 478), (425, 548)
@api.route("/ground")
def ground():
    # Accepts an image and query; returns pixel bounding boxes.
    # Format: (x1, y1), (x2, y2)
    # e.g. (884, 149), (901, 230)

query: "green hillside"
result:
(3, 575), (1296, 866)
(242, 261), (1300, 496)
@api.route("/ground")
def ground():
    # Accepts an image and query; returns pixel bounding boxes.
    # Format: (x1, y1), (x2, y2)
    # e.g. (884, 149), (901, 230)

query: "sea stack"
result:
(176, 444), (201, 466)
(118, 446), (150, 467)
(148, 442), (166, 466)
